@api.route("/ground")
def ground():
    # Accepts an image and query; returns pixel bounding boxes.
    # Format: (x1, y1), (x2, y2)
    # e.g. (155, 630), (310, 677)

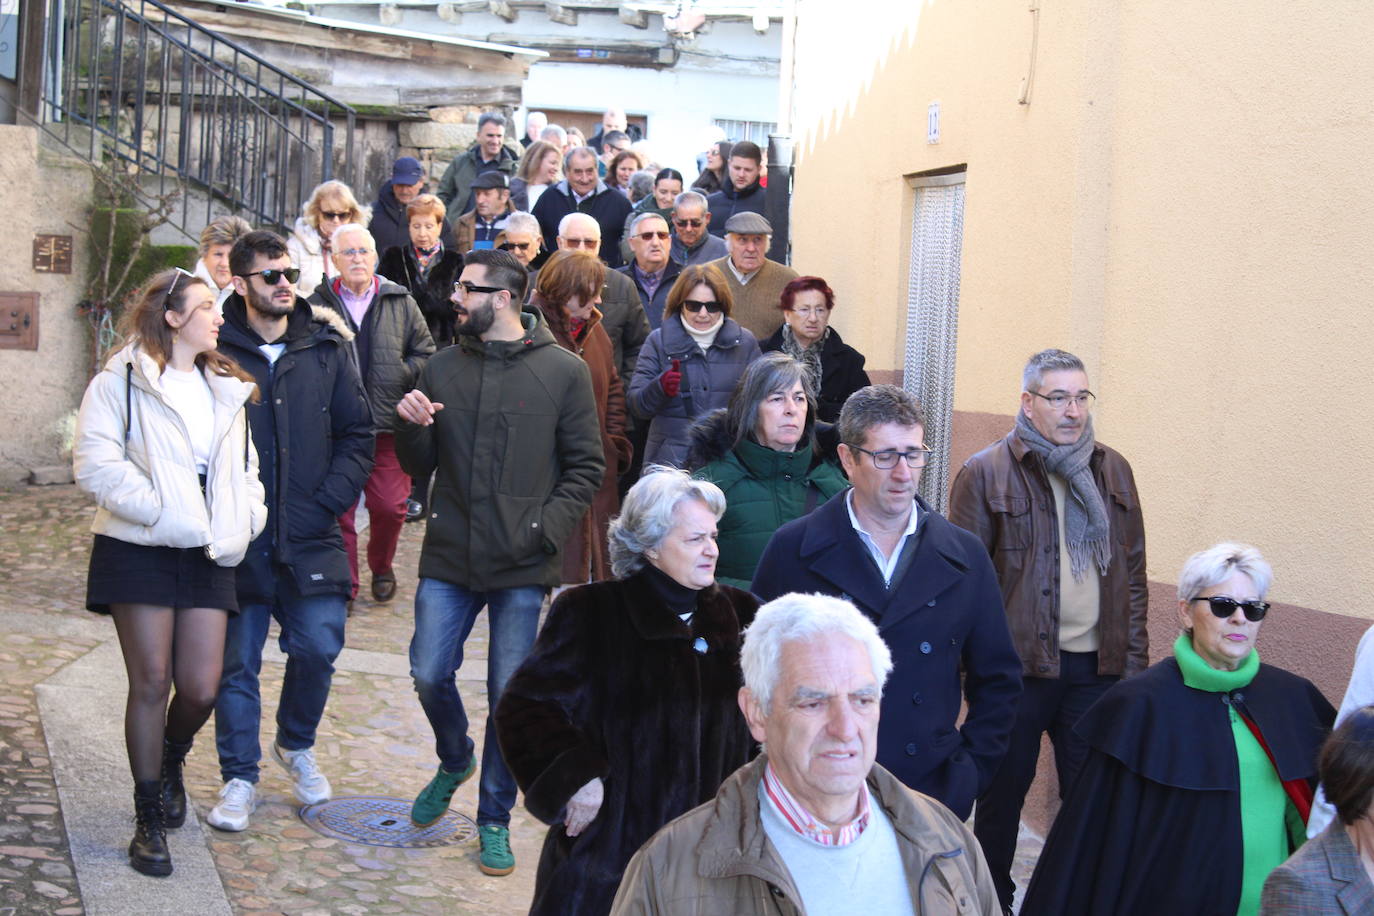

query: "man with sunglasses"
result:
(753, 385), (1022, 823)
(668, 191), (726, 267)
(619, 212), (681, 330)
(395, 248), (603, 877)
(309, 224), (435, 605)
(211, 230), (375, 832)
(948, 347), (1147, 913)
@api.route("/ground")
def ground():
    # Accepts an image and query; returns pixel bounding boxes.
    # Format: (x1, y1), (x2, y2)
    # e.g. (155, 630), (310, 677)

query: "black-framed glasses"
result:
(454, 280), (504, 297)
(1028, 390), (1096, 411)
(164, 267), (196, 310)
(682, 299), (723, 314)
(1191, 596), (1270, 622)
(846, 444), (933, 470)
(238, 267), (300, 286)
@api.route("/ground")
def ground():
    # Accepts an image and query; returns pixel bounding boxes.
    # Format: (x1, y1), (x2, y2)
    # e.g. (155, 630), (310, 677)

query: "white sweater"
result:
(73, 342), (267, 567)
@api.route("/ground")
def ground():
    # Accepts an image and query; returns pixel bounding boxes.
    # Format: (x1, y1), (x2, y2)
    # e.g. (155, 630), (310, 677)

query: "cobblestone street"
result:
(0, 483), (1043, 915)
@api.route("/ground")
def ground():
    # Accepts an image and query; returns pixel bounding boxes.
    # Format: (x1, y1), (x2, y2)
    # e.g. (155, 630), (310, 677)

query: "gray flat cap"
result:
(724, 212), (772, 234)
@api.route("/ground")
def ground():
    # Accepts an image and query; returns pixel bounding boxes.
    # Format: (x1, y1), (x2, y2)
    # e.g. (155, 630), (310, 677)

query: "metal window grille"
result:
(903, 173), (966, 515)
(713, 118), (777, 148)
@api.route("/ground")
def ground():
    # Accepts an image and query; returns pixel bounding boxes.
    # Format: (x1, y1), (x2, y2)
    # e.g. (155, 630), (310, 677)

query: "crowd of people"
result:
(70, 106), (1372, 916)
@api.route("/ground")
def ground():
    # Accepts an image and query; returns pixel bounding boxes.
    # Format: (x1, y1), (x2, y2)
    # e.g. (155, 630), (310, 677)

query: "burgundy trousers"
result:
(339, 432), (410, 597)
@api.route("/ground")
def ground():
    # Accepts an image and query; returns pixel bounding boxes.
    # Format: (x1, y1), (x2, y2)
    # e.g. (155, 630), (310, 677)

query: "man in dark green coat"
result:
(394, 248), (603, 879)
(685, 353), (849, 589)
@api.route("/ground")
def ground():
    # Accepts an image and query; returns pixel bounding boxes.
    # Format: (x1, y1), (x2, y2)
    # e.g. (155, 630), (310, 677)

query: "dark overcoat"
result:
(751, 491), (1023, 820)
(1021, 657), (1335, 916)
(494, 574), (758, 916)
(759, 325), (871, 423)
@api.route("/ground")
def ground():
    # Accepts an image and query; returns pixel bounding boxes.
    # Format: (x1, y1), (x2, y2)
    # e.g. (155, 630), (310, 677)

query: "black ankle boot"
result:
(130, 780), (172, 877)
(161, 737), (193, 828)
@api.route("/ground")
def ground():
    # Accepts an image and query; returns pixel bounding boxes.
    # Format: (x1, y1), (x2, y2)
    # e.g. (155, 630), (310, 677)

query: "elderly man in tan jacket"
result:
(706, 211), (798, 341)
(611, 593), (998, 916)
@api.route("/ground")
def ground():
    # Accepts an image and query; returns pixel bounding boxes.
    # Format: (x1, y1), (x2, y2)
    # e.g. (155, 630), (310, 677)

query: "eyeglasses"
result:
(238, 267), (301, 286)
(561, 238), (598, 249)
(164, 267), (196, 309)
(454, 280), (505, 296)
(682, 299), (723, 314)
(320, 210), (350, 221)
(610, 144), (630, 153)
(790, 307), (829, 318)
(846, 444), (933, 469)
(1191, 596), (1270, 622)
(636, 231), (671, 241)
(337, 247), (373, 259)
(1029, 390), (1096, 411)
(673, 218), (704, 228)
(499, 242), (531, 252)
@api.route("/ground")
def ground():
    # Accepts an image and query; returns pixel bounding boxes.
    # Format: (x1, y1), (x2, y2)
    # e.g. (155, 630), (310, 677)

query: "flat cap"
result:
(724, 212), (772, 235)
(471, 171), (509, 191)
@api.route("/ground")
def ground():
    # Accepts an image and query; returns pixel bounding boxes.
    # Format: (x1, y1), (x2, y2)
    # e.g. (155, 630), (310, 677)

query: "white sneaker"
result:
(271, 741), (332, 805)
(207, 778), (257, 832)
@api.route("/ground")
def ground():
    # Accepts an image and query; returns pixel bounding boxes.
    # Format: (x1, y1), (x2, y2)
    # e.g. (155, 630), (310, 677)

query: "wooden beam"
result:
(618, 4), (648, 29)
(488, 0), (517, 21)
(544, 2), (577, 26)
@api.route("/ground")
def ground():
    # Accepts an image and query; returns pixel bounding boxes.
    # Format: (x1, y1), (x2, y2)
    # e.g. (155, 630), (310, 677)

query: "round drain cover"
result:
(299, 796), (477, 848)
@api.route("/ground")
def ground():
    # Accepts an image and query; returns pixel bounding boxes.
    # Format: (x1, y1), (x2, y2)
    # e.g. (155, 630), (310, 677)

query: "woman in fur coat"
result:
(495, 469), (758, 916)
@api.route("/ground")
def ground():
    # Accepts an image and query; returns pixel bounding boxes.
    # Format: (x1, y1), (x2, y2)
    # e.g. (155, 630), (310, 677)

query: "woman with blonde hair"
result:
(74, 268), (267, 877)
(287, 180), (371, 294)
(511, 139), (562, 212)
(192, 215), (253, 307)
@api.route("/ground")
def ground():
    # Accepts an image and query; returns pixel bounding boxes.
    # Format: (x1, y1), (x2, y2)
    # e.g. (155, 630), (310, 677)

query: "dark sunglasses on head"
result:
(682, 299), (723, 314)
(1192, 596), (1270, 622)
(673, 218), (704, 228)
(238, 267), (301, 286)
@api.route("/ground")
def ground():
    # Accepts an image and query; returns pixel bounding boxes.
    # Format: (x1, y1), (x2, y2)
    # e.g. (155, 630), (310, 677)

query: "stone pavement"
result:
(0, 483), (1043, 915)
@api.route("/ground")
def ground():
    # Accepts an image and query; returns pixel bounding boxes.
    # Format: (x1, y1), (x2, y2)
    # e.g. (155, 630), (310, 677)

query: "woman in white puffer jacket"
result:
(73, 267), (266, 879)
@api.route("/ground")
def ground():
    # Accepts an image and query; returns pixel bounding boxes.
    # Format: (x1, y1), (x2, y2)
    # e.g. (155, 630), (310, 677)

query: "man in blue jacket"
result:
(752, 385), (1022, 821)
(210, 230), (375, 833)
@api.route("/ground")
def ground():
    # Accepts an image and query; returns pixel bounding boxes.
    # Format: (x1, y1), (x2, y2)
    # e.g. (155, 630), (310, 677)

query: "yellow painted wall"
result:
(791, 0), (1374, 617)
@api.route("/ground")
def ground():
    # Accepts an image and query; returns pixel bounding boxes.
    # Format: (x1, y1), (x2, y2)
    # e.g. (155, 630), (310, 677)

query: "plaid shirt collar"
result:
(762, 760), (871, 847)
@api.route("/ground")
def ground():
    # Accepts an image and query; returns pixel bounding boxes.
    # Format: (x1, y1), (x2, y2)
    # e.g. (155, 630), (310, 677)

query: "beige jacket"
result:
(611, 755), (999, 916)
(74, 342), (267, 567)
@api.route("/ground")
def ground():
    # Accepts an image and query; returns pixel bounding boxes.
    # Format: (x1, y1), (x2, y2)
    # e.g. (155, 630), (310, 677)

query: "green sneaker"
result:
(411, 760), (476, 826)
(478, 824), (515, 876)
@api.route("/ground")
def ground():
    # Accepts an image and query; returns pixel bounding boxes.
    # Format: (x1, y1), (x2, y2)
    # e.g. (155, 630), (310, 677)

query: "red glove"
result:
(659, 359), (682, 397)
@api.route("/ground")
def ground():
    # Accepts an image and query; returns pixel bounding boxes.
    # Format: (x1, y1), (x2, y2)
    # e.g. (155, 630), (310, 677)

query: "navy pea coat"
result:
(751, 490), (1023, 820)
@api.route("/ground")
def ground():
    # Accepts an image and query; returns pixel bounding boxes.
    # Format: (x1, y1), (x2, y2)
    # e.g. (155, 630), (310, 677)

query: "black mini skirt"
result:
(86, 534), (239, 615)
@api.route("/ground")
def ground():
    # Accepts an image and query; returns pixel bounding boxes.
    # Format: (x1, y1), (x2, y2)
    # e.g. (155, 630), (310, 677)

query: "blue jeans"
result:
(410, 578), (544, 827)
(215, 572), (347, 783)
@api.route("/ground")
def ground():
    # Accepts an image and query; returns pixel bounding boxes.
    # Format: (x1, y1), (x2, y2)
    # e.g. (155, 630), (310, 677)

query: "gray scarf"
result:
(1014, 411), (1111, 581)
(780, 323), (825, 393)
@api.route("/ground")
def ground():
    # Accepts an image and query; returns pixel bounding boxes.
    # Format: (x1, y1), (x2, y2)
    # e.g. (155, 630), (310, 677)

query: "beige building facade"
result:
(789, 0), (1374, 721)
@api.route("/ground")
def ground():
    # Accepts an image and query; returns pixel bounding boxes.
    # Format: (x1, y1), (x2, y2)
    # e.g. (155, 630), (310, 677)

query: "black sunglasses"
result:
(682, 299), (723, 314)
(238, 267), (301, 286)
(1192, 596), (1270, 622)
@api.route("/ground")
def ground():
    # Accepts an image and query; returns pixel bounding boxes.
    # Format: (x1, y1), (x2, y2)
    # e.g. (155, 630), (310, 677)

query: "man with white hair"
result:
(611, 593), (998, 915)
(619, 211), (681, 330)
(309, 223), (434, 604)
(587, 106), (642, 151)
(532, 146), (633, 268)
(521, 110), (547, 149)
(707, 211), (798, 340)
(669, 190), (727, 268)
(494, 211), (543, 280)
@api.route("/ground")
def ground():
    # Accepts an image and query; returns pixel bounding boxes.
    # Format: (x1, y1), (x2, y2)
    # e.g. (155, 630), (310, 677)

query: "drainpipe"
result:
(766, 0), (797, 265)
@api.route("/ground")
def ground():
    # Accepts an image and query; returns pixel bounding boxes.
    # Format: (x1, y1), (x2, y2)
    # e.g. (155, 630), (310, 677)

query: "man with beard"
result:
(394, 248), (603, 878)
(950, 348), (1148, 913)
(209, 230), (374, 832)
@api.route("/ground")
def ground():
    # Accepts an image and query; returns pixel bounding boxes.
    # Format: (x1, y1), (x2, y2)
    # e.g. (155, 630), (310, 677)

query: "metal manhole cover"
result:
(299, 795), (477, 848)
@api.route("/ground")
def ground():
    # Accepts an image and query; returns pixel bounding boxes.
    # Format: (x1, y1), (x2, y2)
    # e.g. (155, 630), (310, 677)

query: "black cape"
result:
(1021, 658), (1334, 916)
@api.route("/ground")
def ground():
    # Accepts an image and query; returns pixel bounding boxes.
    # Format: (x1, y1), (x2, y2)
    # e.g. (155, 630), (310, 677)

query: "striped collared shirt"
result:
(761, 760), (871, 847)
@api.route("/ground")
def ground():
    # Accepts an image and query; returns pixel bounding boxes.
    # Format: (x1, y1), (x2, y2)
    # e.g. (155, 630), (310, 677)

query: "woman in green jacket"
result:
(686, 352), (849, 589)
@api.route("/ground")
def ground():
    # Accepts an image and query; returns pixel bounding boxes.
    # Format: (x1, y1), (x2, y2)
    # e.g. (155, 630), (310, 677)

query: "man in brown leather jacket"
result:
(949, 348), (1147, 914)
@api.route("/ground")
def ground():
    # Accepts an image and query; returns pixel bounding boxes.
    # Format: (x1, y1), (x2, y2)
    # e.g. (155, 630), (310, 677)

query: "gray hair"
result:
(628, 210), (669, 236)
(330, 222), (375, 252)
(564, 146), (598, 170)
(723, 352), (816, 452)
(607, 467), (726, 578)
(836, 385), (927, 447)
(558, 211), (601, 241)
(478, 111), (506, 131)
(503, 211), (541, 237)
(540, 124), (568, 145)
(674, 190), (709, 213)
(627, 169), (656, 204)
(741, 593), (894, 713)
(1022, 348), (1086, 393)
(198, 215), (254, 256)
(1177, 542), (1274, 603)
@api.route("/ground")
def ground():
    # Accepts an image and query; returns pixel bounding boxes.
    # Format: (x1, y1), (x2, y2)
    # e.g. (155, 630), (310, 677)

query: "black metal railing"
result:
(33, 0), (355, 239)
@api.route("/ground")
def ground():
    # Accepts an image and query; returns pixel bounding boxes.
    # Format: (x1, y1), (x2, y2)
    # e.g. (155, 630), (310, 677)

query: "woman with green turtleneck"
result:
(685, 352), (849, 590)
(1022, 542), (1336, 916)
